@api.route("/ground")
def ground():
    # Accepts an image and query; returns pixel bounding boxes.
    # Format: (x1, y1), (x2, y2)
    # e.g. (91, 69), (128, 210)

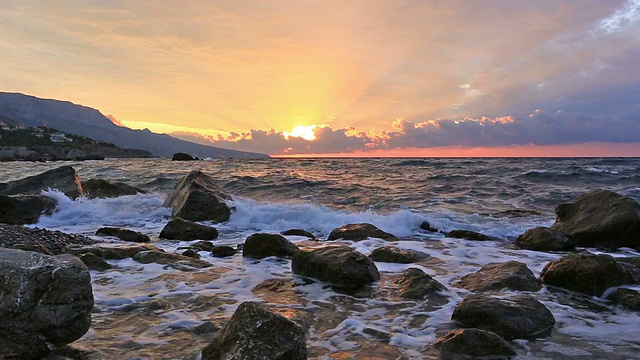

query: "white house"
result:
(50, 132), (69, 142)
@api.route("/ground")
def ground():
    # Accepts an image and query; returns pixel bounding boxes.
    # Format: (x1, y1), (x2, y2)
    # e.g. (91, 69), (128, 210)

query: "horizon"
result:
(1, 1), (640, 157)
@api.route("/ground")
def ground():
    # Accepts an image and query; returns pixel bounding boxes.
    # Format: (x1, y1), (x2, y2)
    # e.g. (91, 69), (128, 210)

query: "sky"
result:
(1, 0), (640, 156)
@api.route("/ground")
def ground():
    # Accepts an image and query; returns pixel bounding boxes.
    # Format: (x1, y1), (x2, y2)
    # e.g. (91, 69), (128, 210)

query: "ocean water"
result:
(2, 157), (640, 359)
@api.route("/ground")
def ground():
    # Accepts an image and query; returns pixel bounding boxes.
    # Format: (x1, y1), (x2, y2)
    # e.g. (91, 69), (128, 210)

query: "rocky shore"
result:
(0, 224), (94, 255)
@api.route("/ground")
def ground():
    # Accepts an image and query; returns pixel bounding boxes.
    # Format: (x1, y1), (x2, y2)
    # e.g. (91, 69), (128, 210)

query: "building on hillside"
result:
(50, 132), (71, 142)
(16, 124), (26, 130)
(33, 127), (44, 137)
(0, 124), (9, 131)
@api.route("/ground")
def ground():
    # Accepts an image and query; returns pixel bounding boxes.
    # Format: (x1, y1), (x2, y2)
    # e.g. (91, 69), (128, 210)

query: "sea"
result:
(1, 157), (640, 359)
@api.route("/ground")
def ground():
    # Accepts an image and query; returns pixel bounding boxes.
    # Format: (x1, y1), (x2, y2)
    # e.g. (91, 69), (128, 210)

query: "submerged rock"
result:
(160, 218), (219, 240)
(327, 223), (397, 241)
(451, 294), (555, 340)
(396, 268), (448, 306)
(95, 227), (151, 243)
(0, 194), (56, 224)
(453, 261), (541, 292)
(434, 328), (517, 358)
(211, 245), (237, 258)
(281, 228), (316, 239)
(201, 301), (307, 360)
(446, 230), (494, 241)
(171, 152), (196, 161)
(606, 288), (640, 311)
(133, 250), (212, 270)
(81, 178), (146, 199)
(551, 189), (640, 249)
(291, 246), (380, 292)
(242, 233), (298, 259)
(540, 253), (638, 297)
(0, 248), (93, 359)
(515, 226), (574, 252)
(420, 221), (439, 232)
(0, 165), (83, 199)
(369, 245), (429, 264)
(163, 170), (232, 222)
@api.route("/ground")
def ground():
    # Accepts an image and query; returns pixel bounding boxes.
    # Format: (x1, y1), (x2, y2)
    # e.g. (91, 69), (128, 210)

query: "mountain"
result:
(0, 92), (269, 158)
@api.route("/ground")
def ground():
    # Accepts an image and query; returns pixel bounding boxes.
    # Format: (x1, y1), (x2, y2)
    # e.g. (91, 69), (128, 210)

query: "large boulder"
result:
(291, 246), (380, 292)
(451, 294), (555, 340)
(327, 223), (397, 241)
(369, 245), (429, 264)
(434, 328), (516, 358)
(515, 227), (575, 252)
(551, 189), (640, 248)
(540, 253), (638, 297)
(160, 218), (219, 240)
(163, 170), (232, 222)
(201, 301), (307, 360)
(0, 248), (93, 359)
(0, 194), (56, 224)
(81, 178), (146, 199)
(396, 268), (447, 306)
(453, 261), (541, 292)
(95, 227), (151, 243)
(242, 233), (299, 259)
(0, 166), (83, 199)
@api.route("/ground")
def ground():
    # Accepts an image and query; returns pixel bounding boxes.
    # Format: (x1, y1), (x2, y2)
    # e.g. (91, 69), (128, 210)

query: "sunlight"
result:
(284, 125), (317, 141)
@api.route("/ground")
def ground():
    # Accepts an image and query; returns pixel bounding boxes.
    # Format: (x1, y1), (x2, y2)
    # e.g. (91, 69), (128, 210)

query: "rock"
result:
(281, 228), (316, 239)
(451, 294), (555, 340)
(420, 221), (439, 232)
(163, 170), (232, 222)
(0, 248), (93, 359)
(160, 218), (219, 240)
(396, 268), (448, 305)
(0, 166), (83, 199)
(540, 253), (638, 297)
(453, 261), (541, 292)
(551, 189), (640, 248)
(81, 178), (146, 199)
(78, 253), (112, 271)
(0, 194), (56, 224)
(446, 230), (494, 241)
(242, 233), (299, 259)
(201, 301), (307, 360)
(606, 288), (640, 311)
(133, 250), (212, 270)
(291, 245), (380, 292)
(369, 245), (429, 264)
(434, 328), (517, 358)
(515, 227), (574, 252)
(191, 241), (216, 252)
(95, 227), (151, 243)
(0, 226), (94, 255)
(211, 245), (237, 257)
(617, 257), (640, 269)
(327, 223), (397, 241)
(192, 321), (220, 335)
(99, 244), (157, 260)
(172, 152), (195, 161)
(181, 249), (201, 259)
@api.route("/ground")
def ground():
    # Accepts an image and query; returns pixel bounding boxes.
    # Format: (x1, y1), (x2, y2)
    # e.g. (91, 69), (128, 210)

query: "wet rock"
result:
(0, 225), (94, 255)
(99, 244), (158, 260)
(551, 189), (640, 249)
(160, 218), (219, 240)
(211, 245), (237, 258)
(133, 249), (212, 270)
(171, 152), (195, 161)
(0, 194), (56, 224)
(118, 298), (170, 313)
(453, 261), (541, 292)
(0, 248), (93, 359)
(446, 230), (494, 241)
(327, 223), (397, 241)
(81, 178), (146, 199)
(291, 245), (380, 292)
(201, 301), (307, 360)
(617, 257), (640, 269)
(369, 245), (429, 264)
(0, 165), (83, 199)
(396, 268), (448, 305)
(181, 249), (201, 259)
(420, 221), (439, 232)
(64, 245), (105, 258)
(95, 227), (151, 243)
(78, 253), (112, 271)
(451, 294), (555, 340)
(540, 253), (638, 296)
(434, 328), (517, 359)
(606, 288), (640, 311)
(189, 241), (216, 252)
(163, 170), (231, 223)
(281, 228), (316, 239)
(515, 226), (575, 252)
(242, 233), (298, 259)
(192, 321), (220, 335)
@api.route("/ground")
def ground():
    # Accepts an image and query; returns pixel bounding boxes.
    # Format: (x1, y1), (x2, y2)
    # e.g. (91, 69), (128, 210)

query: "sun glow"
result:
(284, 125), (317, 141)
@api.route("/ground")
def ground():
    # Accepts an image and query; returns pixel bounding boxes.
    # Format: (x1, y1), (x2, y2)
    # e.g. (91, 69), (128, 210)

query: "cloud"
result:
(105, 114), (124, 127)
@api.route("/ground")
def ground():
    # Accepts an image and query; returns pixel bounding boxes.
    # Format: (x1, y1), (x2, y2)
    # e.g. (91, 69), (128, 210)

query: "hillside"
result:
(0, 92), (269, 158)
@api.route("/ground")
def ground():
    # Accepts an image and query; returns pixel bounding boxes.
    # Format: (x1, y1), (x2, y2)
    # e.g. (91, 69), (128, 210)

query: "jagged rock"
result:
(77, 253), (112, 271)
(446, 230), (494, 241)
(515, 227), (575, 252)
(291, 245), (380, 292)
(369, 245), (429, 264)
(95, 227), (150, 243)
(133, 249), (212, 270)
(201, 301), (307, 360)
(242, 233), (298, 259)
(0, 166), (83, 198)
(160, 218), (219, 240)
(163, 170), (232, 222)
(281, 229), (316, 239)
(551, 189), (640, 249)
(420, 221), (438, 232)
(606, 288), (640, 311)
(434, 328), (517, 358)
(540, 253), (638, 296)
(396, 268), (448, 306)
(0, 248), (93, 359)
(327, 223), (397, 241)
(172, 152), (195, 161)
(451, 294), (555, 340)
(453, 261), (541, 292)
(0, 194), (56, 224)
(81, 178), (146, 199)
(211, 245), (237, 258)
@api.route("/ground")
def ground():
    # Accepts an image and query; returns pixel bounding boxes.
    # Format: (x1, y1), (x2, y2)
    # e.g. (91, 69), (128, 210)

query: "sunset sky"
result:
(1, 0), (640, 156)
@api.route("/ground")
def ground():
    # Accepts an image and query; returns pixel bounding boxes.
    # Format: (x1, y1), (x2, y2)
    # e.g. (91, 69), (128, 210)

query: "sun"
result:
(284, 125), (317, 141)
